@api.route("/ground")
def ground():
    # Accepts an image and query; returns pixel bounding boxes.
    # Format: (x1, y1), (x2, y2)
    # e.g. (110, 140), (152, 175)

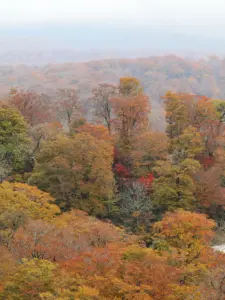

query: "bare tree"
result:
(90, 83), (119, 135)
(56, 88), (82, 130)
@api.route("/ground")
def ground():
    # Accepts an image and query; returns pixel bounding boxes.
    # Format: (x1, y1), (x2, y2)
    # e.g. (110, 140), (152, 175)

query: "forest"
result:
(2, 55), (225, 131)
(1, 74), (225, 299)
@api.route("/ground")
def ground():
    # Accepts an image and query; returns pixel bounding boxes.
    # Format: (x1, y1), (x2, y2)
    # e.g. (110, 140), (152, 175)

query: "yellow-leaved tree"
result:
(29, 133), (115, 216)
(0, 182), (60, 246)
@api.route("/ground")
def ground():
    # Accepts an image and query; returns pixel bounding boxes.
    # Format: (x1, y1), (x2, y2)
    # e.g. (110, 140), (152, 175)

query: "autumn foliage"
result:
(1, 77), (225, 299)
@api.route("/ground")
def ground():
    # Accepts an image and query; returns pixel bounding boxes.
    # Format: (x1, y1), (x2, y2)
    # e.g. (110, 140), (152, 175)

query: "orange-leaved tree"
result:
(153, 209), (215, 266)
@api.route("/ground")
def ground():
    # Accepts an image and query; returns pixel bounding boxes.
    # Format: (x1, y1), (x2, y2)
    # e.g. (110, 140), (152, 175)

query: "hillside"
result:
(1, 59), (225, 299)
(1, 55), (225, 129)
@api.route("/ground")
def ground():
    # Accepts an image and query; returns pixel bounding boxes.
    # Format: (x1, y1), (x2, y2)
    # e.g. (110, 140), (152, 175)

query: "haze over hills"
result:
(0, 54), (225, 130)
(1, 23), (225, 65)
(1, 0), (225, 64)
(1, 20), (225, 130)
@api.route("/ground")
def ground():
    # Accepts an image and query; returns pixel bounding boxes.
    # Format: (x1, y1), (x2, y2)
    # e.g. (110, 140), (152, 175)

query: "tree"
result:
(111, 93), (150, 152)
(90, 83), (118, 135)
(109, 77), (150, 153)
(55, 88), (82, 131)
(0, 246), (16, 289)
(53, 209), (122, 248)
(170, 126), (204, 163)
(152, 159), (201, 212)
(11, 219), (78, 262)
(0, 259), (56, 300)
(163, 91), (216, 141)
(200, 251), (225, 300)
(63, 244), (181, 300)
(0, 182), (59, 225)
(76, 123), (112, 143)
(195, 166), (225, 212)
(118, 181), (153, 233)
(11, 210), (122, 262)
(9, 88), (52, 126)
(137, 173), (154, 190)
(29, 133), (115, 215)
(0, 182), (58, 248)
(163, 91), (189, 139)
(152, 209), (216, 290)
(69, 117), (86, 134)
(163, 92), (225, 166)
(0, 104), (31, 181)
(153, 209), (215, 266)
(29, 122), (63, 157)
(131, 131), (168, 177)
(213, 100), (225, 122)
(119, 77), (143, 96)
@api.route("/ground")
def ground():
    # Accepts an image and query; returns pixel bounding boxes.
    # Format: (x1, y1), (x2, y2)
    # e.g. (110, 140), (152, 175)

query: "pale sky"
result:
(1, 0), (225, 36)
(0, 0), (224, 23)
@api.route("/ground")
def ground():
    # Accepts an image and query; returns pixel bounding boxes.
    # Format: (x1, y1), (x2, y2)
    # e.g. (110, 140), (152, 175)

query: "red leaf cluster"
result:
(115, 163), (130, 178)
(137, 173), (154, 189)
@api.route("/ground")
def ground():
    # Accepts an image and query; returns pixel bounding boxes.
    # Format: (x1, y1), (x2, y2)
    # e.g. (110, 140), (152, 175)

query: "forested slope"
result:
(1, 76), (225, 299)
(0, 55), (225, 129)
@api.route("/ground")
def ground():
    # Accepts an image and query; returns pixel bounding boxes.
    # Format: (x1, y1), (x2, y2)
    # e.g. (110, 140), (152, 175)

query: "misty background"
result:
(0, 0), (225, 65)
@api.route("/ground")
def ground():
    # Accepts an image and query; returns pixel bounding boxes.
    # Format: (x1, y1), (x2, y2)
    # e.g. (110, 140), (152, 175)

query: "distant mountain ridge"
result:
(0, 23), (225, 65)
